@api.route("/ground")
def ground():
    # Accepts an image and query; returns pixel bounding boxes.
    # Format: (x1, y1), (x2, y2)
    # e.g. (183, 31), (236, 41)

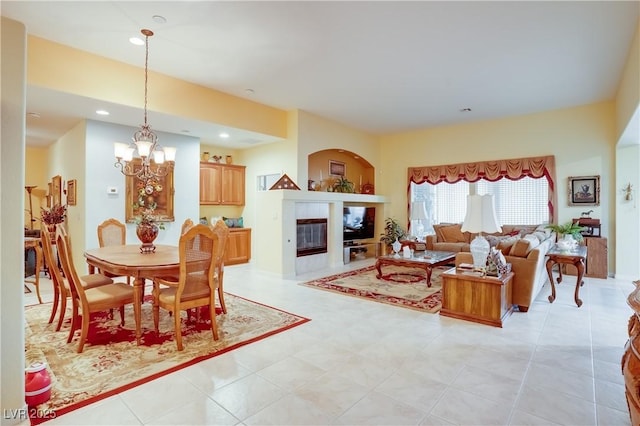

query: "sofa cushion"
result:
(439, 224), (466, 243)
(494, 235), (519, 255)
(510, 234), (540, 257)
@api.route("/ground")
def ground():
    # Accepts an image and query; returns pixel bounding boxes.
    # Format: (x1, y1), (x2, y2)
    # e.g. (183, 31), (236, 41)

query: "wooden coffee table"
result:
(375, 250), (456, 287)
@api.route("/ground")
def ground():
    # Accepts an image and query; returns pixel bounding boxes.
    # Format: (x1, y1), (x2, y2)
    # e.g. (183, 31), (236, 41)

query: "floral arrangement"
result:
(133, 178), (162, 212)
(133, 207), (165, 230)
(40, 204), (66, 225)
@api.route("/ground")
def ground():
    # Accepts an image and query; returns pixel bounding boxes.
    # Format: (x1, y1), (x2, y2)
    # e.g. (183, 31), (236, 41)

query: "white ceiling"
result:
(3, 1), (639, 148)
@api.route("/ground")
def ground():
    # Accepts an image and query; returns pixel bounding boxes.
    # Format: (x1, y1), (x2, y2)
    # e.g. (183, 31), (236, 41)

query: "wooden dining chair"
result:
(152, 224), (221, 351)
(181, 218), (194, 235)
(97, 218), (131, 285)
(41, 225), (113, 331)
(56, 227), (137, 353)
(210, 219), (230, 314)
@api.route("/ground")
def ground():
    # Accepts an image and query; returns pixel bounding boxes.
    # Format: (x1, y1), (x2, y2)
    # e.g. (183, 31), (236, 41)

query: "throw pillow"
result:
(223, 216), (243, 228)
(496, 236), (518, 254)
(439, 224), (466, 243)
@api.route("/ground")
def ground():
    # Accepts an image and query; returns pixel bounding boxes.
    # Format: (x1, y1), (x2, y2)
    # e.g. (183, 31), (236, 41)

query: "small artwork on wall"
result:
(568, 175), (600, 206)
(329, 160), (345, 177)
(51, 175), (62, 207)
(67, 179), (77, 206)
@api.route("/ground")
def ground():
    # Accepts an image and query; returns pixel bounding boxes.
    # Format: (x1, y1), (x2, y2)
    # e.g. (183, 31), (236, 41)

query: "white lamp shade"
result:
(163, 146), (177, 162)
(461, 194), (502, 234)
(410, 201), (428, 221)
(152, 150), (165, 164)
(123, 147), (135, 162)
(114, 142), (129, 159)
(135, 140), (153, 157)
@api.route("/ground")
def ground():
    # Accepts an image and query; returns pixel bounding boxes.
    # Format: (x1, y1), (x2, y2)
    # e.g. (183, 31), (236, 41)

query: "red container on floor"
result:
(25, 362), (51, 406)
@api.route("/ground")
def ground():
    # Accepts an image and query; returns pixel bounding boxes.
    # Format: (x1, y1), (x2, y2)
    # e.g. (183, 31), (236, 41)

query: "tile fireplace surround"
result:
(255, 190), (388, 277)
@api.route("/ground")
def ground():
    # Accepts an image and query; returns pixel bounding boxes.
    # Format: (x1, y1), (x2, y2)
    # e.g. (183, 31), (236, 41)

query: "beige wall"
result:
(49, 121), (87, 269)
(27, 36), (288, 140)
(1, 16), (28, 422)
(24, 146), (49, 228)
(379, 102), (617, 272)
(615, 18), (640, 144)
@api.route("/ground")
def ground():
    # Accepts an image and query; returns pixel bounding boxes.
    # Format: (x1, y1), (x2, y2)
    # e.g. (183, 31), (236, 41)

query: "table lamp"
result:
(461, 194), (502, 270)
(410, 201), (428, 241)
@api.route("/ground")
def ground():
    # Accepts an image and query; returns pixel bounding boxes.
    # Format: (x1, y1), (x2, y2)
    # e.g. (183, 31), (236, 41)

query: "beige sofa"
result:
(426, 223), (555, 312)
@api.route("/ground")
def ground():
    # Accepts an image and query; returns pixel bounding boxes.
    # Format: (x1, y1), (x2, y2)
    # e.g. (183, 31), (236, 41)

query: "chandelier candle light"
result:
(461, 194), (502, 271)
(114, 29), (176, 185)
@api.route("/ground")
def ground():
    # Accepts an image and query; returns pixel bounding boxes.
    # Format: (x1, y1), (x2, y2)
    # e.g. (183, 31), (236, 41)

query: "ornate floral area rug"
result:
(300, 265), (450, 313)
(24, 294), (310, 424)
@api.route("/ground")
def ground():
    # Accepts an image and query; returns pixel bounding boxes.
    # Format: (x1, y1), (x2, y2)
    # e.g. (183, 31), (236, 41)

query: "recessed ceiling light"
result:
(129, 37), (144, 46)
(245, 89), (255, 95)
(219, 132), (230, 139)
(152, 15), (167, 24)
(459, 107), (472, 112)
(96, 110), (110, 116)
(27, 112), (40, 118)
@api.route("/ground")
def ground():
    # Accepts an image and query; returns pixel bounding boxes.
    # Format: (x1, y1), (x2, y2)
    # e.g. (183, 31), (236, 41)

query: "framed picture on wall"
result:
(568, 175), (600, 206)
(67, 179), (77, 206)
(51, 175), (62, 207)
(329, 160), (345, 177)
(125, 159), (175, 223)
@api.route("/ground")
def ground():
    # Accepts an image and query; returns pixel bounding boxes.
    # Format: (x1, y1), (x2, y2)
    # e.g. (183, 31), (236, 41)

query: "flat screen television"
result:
(343, 206), (375, 242)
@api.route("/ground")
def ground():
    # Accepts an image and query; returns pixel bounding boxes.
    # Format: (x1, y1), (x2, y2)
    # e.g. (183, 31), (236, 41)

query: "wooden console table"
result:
(440, 269), (514, 327)
(545, 246), (587, 307)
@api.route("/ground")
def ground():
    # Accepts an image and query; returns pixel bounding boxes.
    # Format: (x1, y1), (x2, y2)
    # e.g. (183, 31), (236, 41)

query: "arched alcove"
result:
(307, 149), (375, 193)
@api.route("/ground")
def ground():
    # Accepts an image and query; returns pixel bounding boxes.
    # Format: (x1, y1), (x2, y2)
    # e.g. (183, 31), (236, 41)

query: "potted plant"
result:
(545, 221), (586, 243)
(380, 217), (406, 249)
(333, 177), (355, 193)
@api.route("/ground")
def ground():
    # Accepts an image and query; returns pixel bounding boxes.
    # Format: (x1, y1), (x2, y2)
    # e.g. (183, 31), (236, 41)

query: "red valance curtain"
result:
(408, 155), (557, 222)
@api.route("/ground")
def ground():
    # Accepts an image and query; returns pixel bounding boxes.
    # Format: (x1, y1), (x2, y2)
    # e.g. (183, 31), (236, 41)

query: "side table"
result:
(545, 245), (587, 307)
(440, 268), (514, 327)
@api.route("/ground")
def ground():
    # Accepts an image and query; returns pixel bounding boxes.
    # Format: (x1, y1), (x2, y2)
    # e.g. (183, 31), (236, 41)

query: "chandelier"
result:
(114, 29), (176, 184)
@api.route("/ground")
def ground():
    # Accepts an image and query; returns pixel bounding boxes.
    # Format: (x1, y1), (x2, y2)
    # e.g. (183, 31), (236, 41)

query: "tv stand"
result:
(343, 241), (377, 264)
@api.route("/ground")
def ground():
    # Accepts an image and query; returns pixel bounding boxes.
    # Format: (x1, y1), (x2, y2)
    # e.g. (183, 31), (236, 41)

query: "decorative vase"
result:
(202, 152), (210, 162)
(25, 362), (51, 406)
(136, 222), (159, 253)
(46, 224), (56, 242)
(225, 155), (232, 164)
(392, 238), (402, 255)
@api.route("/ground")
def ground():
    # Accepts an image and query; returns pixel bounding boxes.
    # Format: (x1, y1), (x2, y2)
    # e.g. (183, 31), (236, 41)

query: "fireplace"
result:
(296, 218), (328, 257)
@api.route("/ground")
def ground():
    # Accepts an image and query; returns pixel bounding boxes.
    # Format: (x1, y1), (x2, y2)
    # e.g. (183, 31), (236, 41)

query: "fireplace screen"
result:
(297, 218), (328, 257)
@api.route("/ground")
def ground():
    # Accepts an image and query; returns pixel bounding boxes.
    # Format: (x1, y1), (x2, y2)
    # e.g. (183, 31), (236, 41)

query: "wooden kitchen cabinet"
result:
(564, 236), (608, 279)
(199, 162), (245, 205)
(224, 228), (251, 265)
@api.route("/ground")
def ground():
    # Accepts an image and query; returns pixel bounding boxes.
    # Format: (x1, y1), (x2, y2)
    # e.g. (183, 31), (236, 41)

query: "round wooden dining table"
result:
(84, 244), (179, 344)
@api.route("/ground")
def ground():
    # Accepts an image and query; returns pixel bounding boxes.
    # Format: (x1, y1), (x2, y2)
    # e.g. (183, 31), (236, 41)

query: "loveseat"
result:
(427, 223), (555, 312)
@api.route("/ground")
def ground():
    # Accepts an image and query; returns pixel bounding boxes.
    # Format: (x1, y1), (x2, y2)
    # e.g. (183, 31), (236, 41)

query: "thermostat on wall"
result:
(107, 187), (118, 194)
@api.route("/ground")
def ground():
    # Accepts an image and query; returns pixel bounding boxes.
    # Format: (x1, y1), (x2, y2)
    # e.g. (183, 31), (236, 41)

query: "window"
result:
(477, 177), (549, 225)
(410, 176), (549, 228)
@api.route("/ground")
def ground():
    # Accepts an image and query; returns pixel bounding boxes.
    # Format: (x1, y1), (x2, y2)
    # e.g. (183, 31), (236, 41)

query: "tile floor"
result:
(23, 258), (634, 426)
